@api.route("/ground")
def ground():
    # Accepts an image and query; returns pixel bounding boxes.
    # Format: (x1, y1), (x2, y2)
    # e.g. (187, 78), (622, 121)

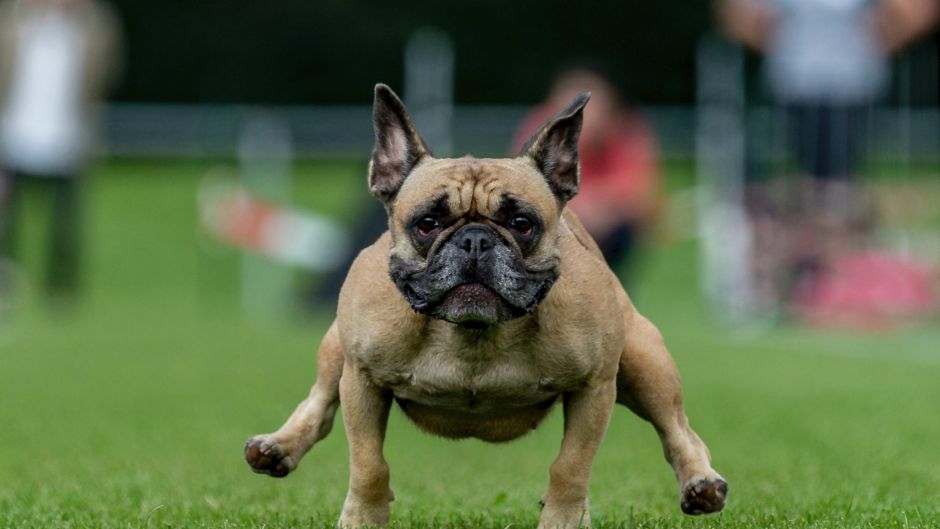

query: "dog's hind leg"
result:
(616, 313), (728, 515)
(245, 319), (344, 477)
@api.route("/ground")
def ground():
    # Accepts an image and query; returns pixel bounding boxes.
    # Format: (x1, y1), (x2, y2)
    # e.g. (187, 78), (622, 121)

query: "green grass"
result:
(1, 158), (939, 528)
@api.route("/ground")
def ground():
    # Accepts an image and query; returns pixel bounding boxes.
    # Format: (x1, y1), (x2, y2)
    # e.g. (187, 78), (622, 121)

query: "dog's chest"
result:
(365, 334), (591, 411)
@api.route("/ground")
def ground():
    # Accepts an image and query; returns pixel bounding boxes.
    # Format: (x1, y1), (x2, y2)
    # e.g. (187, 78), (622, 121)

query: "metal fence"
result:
(102, 102), (940, 162)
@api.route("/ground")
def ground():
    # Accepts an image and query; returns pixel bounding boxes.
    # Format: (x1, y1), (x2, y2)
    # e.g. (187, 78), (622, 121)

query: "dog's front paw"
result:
(537, 498), (590, 529)
(337, 501), (391, 529)
(244, 435), (297, 478)
(680, 477), (728, 515)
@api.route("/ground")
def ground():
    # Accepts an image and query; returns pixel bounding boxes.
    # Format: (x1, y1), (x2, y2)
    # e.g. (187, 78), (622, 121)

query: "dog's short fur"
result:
(245, 85), (727, 528)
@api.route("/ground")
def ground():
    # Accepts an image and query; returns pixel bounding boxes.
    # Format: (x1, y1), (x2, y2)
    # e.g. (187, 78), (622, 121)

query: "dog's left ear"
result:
(369, 83), (432, 203)
(520, 91), (591, 203)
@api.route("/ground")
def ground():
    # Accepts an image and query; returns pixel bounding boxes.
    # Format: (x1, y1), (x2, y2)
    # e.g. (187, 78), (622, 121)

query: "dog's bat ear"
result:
(520, 91), (590, 203)
(369, 83), (432, 203)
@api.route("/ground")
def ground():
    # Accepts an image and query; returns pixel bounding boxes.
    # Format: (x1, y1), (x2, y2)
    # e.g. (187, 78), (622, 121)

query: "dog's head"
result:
(369, 84), (589, 327)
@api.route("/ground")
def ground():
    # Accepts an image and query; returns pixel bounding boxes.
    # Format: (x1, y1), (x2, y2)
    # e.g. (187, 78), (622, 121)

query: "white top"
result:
(764, 0), (887, 104)
(1, 9), (88, 176)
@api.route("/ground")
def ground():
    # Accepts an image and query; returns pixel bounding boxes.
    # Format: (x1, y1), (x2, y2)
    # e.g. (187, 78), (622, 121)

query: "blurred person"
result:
(718, 0), (936, 184)
(513, 68), (661, 271)
(717, 0), (937, 318)
(0, 0), (122, 303)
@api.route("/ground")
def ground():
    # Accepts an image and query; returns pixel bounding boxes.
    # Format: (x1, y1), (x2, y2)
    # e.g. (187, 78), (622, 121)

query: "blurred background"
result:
(1, 0), (939, 527)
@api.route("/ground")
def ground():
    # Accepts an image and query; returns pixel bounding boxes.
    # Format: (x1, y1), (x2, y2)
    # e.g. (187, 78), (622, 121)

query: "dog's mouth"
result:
(447, 282), (500, 304)
(405, 281), (524, 326)
(406, 281), (500, 309)
(403, 284), (432, 312)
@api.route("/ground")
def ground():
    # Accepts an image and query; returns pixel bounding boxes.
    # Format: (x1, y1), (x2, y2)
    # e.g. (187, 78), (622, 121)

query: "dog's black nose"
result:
(454, 225), (496, 259)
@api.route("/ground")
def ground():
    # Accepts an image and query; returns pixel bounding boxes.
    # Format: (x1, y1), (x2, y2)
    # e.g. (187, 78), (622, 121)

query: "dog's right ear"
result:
(369, 84), (432, 203)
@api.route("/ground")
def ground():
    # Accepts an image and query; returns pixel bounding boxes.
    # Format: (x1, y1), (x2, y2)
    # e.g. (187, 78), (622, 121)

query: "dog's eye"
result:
(508, 216), (534, 237)
(415, 217), (440, 237)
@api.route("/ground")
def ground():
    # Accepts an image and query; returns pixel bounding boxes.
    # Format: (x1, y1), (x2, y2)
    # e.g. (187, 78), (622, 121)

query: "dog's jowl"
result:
(244, 84), (728, 529)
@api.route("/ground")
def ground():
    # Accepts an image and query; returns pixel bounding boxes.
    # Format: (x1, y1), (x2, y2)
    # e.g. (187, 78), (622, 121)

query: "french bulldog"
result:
(245, 84), (728, 528)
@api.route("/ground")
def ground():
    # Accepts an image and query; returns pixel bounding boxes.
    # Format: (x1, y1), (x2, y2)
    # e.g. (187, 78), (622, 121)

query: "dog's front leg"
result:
(616, 315), (727, 514)
(245, 321), (344, 477)
(539, 377), (616, 529)
(338, 360), (393, 529)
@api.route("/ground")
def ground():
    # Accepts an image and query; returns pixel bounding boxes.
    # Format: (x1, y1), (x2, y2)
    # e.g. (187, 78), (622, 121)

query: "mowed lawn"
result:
(1, 158), (939, 528)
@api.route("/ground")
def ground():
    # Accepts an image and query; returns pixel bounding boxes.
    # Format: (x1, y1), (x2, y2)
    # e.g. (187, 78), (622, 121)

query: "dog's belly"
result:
(395, 395), (560, 443)
(380, 361), (579, 442)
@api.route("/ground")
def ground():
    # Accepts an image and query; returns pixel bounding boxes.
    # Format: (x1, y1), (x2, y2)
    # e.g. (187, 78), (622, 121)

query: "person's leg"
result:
(790, 103), (872, 308)
(0, 171), (22, 311)
(48, 175), (81, 298)
(813, 104), (872, 258)
(784, 103), (836, 302)
(811, 104), (835, 181)
(816, 105), (853, 236)
(788, 103), (823, 181)
(0, 171), (21, 261)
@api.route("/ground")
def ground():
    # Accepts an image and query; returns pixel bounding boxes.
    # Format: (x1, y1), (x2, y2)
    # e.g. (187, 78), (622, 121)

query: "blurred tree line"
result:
(112, 0), (710, 105)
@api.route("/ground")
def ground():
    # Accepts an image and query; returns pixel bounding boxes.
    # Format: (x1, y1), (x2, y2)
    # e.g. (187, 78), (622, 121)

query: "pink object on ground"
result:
(792, 251), (938, 329)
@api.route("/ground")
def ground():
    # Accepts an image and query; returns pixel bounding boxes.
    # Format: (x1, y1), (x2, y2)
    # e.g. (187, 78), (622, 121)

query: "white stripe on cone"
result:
(200, 181), (349, 272)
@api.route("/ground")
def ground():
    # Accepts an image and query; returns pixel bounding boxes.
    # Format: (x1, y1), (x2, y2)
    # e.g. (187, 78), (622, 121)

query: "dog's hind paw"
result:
(244, 435), (296, 478)
(680, 477), (728, 515)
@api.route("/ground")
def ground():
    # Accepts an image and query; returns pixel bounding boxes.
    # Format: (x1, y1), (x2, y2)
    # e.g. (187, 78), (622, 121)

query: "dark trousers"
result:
(786, 102), (870, 180)
(0, 170), (81, 297)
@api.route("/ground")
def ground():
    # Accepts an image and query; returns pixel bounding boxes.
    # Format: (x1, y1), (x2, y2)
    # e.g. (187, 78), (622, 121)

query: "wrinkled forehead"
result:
(394, 157), (555, 218)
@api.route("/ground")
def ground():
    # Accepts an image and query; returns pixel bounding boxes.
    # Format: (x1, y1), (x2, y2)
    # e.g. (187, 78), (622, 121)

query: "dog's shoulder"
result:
(339, 231), (398, 305)
(337, 231), (427, 355)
